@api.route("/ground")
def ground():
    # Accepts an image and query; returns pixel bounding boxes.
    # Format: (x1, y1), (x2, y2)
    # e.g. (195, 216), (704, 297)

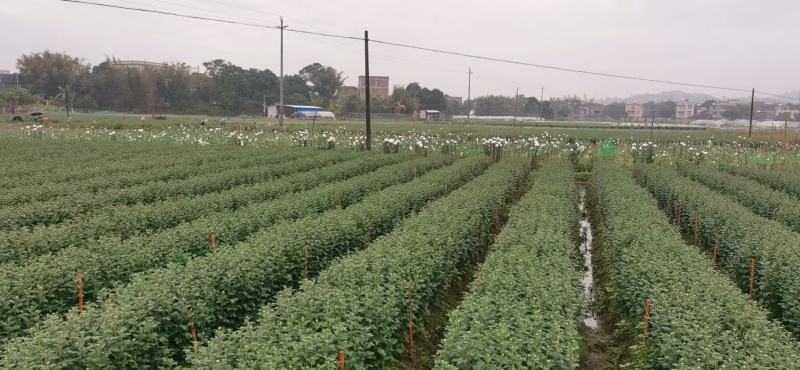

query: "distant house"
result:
(337, 86), (358, 101)
(416, 109), (441, 121)
(675, 100), (695, 121)
(110, 60), (166, 72)
(358, 76), (389, 98)
(625, 103), (644, 120)
(753, 102), (778, 121)
(575, 103), (605, 119)
(445, 95), (462, 106)
(716, 99), (740, 118)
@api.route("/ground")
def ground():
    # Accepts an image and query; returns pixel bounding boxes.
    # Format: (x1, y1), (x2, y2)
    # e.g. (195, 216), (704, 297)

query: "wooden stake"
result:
(189, 322), (199, 353)
(411, 165), (417, 178)
(76, 272), (85, 317)
(303, 245), (310, 279)
(443, 183), (448, 195)
(338, 351), (346, 370)
(406, 284), (416, 367)
(210, 233), (217, 250)
(335, 193), (342, 208)
(693, 214), (700, 247)
(643, 299), (652, 335)
(367, 220), (374, 242)
(394, 175), (399, 185)
(749, 258), (757, 301)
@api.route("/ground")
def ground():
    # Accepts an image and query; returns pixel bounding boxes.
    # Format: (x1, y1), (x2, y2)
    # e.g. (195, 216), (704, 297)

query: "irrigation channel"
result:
(578, 187), (599, 330)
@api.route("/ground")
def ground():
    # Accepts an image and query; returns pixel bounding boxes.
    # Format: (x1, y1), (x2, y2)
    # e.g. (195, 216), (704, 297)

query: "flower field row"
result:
(720, 164), (800, 198)
(676, 162), (800, 233)
(0, 150), (357, 230)
(0, 152), (412, 265)
(0, 153), (451, 340)
(188, 157), (530, 369)
(0, 156), (493, 369)
(433, 158), (582, 369)
(0, 139), (230, 186)
(636, 164), (800, 336)
(0, 147), (317, 207)
(593, 161), (800, 368)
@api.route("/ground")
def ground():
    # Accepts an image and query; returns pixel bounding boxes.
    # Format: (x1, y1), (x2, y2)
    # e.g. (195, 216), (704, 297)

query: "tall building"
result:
(0, 70), (18, 90)
(625, 103), (644, 119)
(676, 100), (696, 120)
(358, 76), (389, 98)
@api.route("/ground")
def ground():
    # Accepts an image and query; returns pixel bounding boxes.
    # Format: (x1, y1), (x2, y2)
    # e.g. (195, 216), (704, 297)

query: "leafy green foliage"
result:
(637, 163), (800, 337)
(434, 158), (582, 369)
(189, 158), (530, 369)
(0, 151), (382, 264)
(720, 164), (800, 198)
(0, 150), (352, 230)
(593, 161), (800, 368)
(0, 152), (448, 341)
(0, 157), (491, 369)
(677, 162), (800, 233)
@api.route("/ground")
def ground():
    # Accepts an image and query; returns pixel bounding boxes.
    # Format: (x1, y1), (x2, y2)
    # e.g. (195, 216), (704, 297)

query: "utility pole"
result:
(364, 30), (372, 151)
(748, 88), (755, 138)
(278, 17), (287, 127)
(539, 86), (544, 120)
(512, 86), (519, 128)
(466, 67), (473, 122)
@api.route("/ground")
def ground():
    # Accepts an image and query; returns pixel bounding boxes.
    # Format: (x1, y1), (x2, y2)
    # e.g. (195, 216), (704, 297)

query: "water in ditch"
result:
(578, 186), (599, 330)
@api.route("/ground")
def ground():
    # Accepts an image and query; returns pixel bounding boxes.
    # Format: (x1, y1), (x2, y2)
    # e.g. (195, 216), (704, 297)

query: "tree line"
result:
(6, 50), (593, 118)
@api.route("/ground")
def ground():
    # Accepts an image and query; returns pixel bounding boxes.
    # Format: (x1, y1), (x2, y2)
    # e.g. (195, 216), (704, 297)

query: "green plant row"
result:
(719, 164), (800, 198)
(637, 163), (800, 336)
(0, 139), (227, 187)
(0, 150), (357, 230)
(189, 157), (530, 369)
(433, 158), (582, 370)
(677, 162), (800, 233)
(0, 147), (316, 207)
(0, 153), (450, 341)
(0, 157), (492, 369)
(593, 161), (800, 368)
(0, 152), (410, 265)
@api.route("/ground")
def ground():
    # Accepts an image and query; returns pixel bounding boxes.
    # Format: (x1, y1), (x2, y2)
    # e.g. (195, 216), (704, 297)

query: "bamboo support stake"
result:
(643, 299), (652, 335)
(189, 322), (199, 353)
(367, 220), (374, 243)
(749, 258), (757, 301)
(338, 351), (346, 370)
(303, 245), (310, 280)
(406, 284), (417, 367)
(411, 165), (417, 178)
(693, 214), (700, 247)
(76, 272), (85, 317)
(210, 233), (217, 251)
(335, 193), (342, 208)
(443, 183), (448, 195)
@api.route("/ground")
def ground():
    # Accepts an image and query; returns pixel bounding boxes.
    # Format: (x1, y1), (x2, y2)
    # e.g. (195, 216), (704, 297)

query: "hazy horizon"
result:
(2, 0), (799, 101)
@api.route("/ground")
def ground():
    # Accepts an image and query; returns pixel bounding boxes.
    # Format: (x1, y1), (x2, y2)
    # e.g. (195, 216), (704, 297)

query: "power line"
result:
(59, 0), (800, 101)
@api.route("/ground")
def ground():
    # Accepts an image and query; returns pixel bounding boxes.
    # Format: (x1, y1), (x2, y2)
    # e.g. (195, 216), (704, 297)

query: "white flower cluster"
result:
(482, 137), (510, 148)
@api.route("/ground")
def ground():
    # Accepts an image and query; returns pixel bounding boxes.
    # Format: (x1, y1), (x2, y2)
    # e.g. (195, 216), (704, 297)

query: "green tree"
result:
(656, 100), (677, 118)
(0, 88), (39, 111)
(298, 63), (343, 108)
(605, 102), (627, 119)
(17, 50), (89, 99)
(473, 95), (515, 116)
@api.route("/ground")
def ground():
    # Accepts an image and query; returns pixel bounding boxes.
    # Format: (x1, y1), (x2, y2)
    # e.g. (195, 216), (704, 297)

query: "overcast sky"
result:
(2, 0), (799, 101)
